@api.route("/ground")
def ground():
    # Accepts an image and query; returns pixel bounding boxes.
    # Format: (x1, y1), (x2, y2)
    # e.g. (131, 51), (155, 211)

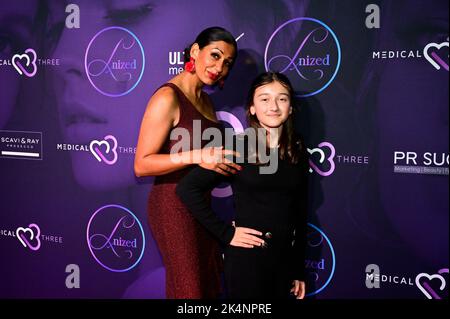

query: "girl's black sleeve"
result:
(175, 167), (235, 244)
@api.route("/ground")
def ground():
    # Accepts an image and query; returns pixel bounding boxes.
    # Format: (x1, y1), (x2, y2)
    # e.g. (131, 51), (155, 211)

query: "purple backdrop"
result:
(0, 0), (448, 299)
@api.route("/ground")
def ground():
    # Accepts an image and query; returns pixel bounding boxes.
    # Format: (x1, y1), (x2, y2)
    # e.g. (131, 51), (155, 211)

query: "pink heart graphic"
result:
(423, 42), (449, 71)
(307, 142), (336, 176)
(89, 135), (118, 165)
(11, 49), (38, 77)
(415, 269), (448, 299)
(16, 223), (41, 251)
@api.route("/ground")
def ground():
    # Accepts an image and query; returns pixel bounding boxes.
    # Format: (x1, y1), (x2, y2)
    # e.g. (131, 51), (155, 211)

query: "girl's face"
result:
(191, 40), (235, 86)
(250, 81), (292, 130)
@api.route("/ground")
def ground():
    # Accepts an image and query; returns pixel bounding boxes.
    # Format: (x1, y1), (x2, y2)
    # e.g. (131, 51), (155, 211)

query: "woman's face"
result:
(0, 1), (37, 128)
(192, 40), (235, 86)
(250, 81), (292, 130)
(50, 0), (229, 190)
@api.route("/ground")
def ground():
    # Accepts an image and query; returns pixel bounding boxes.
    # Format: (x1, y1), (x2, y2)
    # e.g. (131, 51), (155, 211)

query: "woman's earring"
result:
(185, 57), (195, 73)
(218, 79), (225, 89)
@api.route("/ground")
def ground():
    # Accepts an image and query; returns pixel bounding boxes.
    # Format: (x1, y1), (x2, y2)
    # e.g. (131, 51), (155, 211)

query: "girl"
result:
(176, 72), (308, 299)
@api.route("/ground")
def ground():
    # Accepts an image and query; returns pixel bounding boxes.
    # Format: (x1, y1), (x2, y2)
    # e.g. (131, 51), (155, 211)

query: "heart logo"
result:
(11, 48), (38, 77)
(308, 147), (326, 173)
(89, 135), (118, 165)
(307, 142), (336, 176)
(16, 223), (41, 251)
(415, 269), (448, 299)
(423, 41), (449, 71)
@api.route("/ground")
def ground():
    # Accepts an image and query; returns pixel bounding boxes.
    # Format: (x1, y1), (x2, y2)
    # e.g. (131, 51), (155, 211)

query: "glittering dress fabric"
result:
(147, 83), (223, 299)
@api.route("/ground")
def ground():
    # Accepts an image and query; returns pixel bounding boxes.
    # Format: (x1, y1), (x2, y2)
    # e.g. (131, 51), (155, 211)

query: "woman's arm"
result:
(134, 87), (191, 177)
(176, 165), (266, 247)
(134, 87), (242, 177)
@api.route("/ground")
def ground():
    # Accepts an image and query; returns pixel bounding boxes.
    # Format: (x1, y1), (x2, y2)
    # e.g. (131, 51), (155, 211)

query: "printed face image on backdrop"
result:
(0, 0), (448, 299)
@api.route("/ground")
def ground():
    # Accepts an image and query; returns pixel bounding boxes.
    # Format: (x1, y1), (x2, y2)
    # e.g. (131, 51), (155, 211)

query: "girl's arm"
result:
(175, 166), (235, 244)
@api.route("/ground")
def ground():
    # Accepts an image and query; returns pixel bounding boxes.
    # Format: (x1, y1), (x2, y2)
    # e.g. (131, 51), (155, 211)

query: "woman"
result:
(176, 72), (308, 299)
(134, 27), (244, 299)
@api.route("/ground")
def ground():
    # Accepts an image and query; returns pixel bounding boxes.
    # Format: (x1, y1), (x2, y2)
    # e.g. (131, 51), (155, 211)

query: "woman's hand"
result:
(230, 226), (265, 248)
(290, 280), (306, 299)
(195, 146), (242, 176)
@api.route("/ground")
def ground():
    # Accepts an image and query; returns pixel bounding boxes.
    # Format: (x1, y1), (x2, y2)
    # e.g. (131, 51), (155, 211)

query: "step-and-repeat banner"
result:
(0, 0), (448, 298)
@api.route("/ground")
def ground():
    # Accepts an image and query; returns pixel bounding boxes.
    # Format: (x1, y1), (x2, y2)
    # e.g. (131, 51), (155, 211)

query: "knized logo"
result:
(85, 26), (145, 97)
(86, 204), (145, 272)
(304, 223), (336, 297)
(264, 17), (341, 97)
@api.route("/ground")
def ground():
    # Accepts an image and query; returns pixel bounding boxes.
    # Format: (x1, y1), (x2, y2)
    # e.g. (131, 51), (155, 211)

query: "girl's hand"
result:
(195, 147), (242, 176)
(230, 226), (265, 248)
(290, 280), (306, 299)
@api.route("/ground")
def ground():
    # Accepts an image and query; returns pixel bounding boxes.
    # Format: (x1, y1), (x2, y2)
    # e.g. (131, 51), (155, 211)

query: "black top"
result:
(175, 136), (309, 280)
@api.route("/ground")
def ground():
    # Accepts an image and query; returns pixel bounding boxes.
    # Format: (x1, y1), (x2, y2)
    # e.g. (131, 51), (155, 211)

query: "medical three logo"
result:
(366, 264), (449, 299)
(12, 49), (38, 77)
(308, 142), (336, 176)
(16, 223), (41, 251)
(424, 37), (449, 71)
(90, 135), (118, 165)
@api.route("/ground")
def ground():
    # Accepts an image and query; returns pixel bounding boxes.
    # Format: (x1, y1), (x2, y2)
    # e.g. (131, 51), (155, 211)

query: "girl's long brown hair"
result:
(246, 72), (304, 165)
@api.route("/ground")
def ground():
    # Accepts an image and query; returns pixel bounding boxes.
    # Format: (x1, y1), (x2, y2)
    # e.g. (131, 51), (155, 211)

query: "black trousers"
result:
(224, 244), (292, 299)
